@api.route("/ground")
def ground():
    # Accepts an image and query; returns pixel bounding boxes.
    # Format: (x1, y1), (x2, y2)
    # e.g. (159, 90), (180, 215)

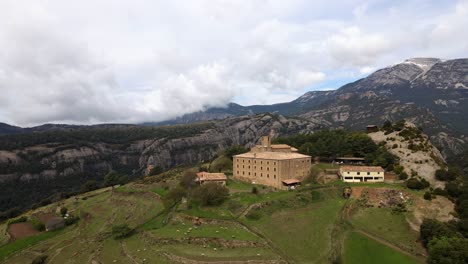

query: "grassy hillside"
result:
(1, 162), (441, 264)
(344, 231), (420, 264)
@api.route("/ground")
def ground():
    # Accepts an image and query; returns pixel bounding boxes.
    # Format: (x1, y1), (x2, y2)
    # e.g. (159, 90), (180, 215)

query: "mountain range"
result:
(1, 57), (467, 157)
(152, 58), (468, 157)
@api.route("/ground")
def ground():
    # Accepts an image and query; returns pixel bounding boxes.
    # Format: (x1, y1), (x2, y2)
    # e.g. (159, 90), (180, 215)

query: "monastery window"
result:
(261, 167), (263, 170)
(237, 171), (239, 174)
(357, 172), (361, 175)
(248, 160), (250, 163)
(267, 174), (269, 178)
(243, 171), (245, 175)
(274, 162), (276, 165)
(274, 168), (276, 172)
(378, 172), (380, 174)
(254, 166), (256, 169)
(248, 172), (250, 175)
(261, 161), (263, 164)
(274, 175), (276, 179)
(243, 165), (244, 168)
(347, 172), (350, 174)
(367, 172), (370, 175)
(248, 166), (250, 169)
(237, 165), (239, 168)
(267, 167), (269, 171)
(267, 161), (269, 165)
(261, 173), (263, 177)
(254, 173), (256, 176)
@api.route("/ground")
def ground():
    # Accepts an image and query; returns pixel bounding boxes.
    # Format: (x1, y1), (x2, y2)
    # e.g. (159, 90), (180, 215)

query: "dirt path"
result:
(238, 203), (262, 218)
(339, 199), (427, 261)
(353, 229), (426, 260)
(121, 241), (139, 264)
(234, 221), (291, 264)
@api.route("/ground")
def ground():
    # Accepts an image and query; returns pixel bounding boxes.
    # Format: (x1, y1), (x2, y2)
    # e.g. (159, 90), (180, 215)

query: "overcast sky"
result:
(0, 0), (467, 126)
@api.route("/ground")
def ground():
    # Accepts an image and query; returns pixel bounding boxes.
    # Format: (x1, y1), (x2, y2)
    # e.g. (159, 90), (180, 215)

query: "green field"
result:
(0, 228), (66, 261)
(343, 231), (420, 264)
(0, 165), (431, 264)
(245, 189), (345, 263)
(350, 207), (425, 255)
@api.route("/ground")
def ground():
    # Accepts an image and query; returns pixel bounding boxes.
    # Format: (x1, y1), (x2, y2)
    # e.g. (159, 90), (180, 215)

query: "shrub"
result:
(111, 224), (133, 239)
(190, 183), (229, 206)
(433, 188), (448, 196)
(60, 207), (68, 216)
(392, 144), (399, 149)
(179, 170), (197, 189)
(162, 187), (187, 209)
(65, 215), (80, 226)
(399, 172), (409, 180)
(30, 218), (45, 231)
(209, 155), (232, 173)
(245, 210), (262, 220)
(424, 191), (432, 201)
(6, 216), (27, 226)
(407, 177), (425, 190)
(251, 186), (258, 195)
(31, 255), (48, 264)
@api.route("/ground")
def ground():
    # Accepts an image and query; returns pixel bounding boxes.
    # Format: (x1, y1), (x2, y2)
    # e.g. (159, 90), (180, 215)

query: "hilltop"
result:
(1, 128), (464, 264)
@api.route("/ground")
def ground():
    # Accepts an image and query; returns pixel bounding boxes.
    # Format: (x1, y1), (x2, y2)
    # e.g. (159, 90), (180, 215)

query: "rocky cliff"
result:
(155, 58), (468, 158)
(0, 113), (317, 212)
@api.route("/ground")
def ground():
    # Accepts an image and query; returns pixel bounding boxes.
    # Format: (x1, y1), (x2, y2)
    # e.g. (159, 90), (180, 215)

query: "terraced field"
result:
(0, 170), (432, 264)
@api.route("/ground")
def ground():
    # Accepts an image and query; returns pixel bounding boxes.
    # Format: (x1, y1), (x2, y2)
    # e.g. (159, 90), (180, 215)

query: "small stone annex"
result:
(233, 136), (311, 189)
(195, 172), (227, 186)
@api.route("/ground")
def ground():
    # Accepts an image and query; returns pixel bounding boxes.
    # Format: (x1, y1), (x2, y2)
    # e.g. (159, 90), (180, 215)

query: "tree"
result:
(162, 186), (187, 209)
(420, 219), (460, 246)
(209, 155), (232, 172)
(60, 207), (68, 216)
(180, 170), (197, 189)
(190, 183), (229, 206)
(103, 171), (120, 187)
(111, 224), (133, 239)
(251, 186), (258, 195)
(407, 177), (428, 190)
(428, 236), (468, 264)
(82, 180), (98, 192)
(399, 172), (409, 180)
(224, 146), (248, 160)
(424, 192), (432, 201)
(383, 120), (393, 131)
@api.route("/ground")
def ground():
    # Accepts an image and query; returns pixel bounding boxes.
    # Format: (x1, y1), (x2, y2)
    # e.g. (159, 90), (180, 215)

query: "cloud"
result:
(0, 0), (467, 126)
(327, 27), (392, 66)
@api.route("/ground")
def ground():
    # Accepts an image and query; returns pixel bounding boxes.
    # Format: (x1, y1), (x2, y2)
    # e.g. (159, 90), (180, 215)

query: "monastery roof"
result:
(340, 166), (384, 172)
(196, 172), (227, 181)
(234, 151), (311, 160)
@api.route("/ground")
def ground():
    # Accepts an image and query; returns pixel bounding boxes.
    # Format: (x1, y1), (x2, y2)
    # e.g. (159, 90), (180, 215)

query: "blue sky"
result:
(0, 0), (467, 126)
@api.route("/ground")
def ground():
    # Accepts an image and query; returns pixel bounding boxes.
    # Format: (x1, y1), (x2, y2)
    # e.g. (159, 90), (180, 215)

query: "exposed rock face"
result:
(368, 123), (446, 188)
(154, 58), (468, 158)
(0, 114), (316, 184)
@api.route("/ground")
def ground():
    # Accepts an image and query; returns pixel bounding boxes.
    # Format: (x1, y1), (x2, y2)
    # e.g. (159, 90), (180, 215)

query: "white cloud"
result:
(327, 27), (392, 66)
(0, 0), (466, 126)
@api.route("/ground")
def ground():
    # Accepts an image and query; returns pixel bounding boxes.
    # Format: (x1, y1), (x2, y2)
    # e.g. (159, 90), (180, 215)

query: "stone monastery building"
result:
(233, 136), (311, 189)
